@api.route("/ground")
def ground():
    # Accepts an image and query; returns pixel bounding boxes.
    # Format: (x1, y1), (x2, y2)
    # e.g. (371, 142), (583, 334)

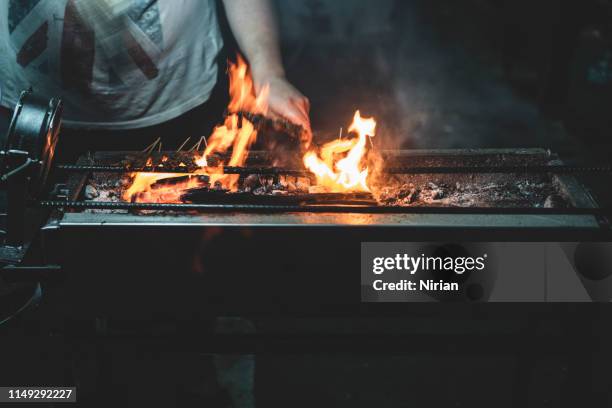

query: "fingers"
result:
(269, 100), (312, 149)
(262, 77), (312, 141)
(271, 96), (311, 132)
(296, 96), (311, 126)
(289, 99), (311, 129)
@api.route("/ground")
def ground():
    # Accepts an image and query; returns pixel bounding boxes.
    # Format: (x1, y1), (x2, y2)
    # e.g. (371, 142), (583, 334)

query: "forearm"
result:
(221, 0), (311, 133)
(221, 0), (285, 84)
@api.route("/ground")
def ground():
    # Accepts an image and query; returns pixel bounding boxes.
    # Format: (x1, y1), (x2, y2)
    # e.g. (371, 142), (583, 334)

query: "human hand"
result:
(253, 74), (312, 145)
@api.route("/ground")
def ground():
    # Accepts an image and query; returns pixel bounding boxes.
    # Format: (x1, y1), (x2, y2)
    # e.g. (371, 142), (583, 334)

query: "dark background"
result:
(1, 0), (612, 407)
(267, 0), (612, 160)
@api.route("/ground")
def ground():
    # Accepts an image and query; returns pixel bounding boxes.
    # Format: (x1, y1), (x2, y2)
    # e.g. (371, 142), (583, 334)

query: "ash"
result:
(374, 174), (567, 208)
(84, 171), (568, 209)
(82, 151), (571, 209)
(82, 173), (130, 214)
(85, 173), (129, 203)
(236, 174), (313, 195)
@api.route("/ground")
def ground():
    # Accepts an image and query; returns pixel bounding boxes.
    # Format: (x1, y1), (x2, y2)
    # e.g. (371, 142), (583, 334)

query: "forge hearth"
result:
(79, 148), (580, 211)
(5, 147), (598, 316)
(39, 147), (603, 231)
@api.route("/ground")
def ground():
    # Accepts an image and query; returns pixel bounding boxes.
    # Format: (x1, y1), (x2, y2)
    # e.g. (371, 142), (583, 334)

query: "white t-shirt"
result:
(0, 0), (223, 129)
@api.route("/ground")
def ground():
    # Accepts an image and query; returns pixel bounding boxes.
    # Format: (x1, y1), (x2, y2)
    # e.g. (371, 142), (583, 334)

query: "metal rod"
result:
(176, 137), (191, 152)
(56, 164), (612, 176)
(57, 164), (155, 172)
(222, 166), (309, 176)
(56, 164), (312, 176)
(142, 137), (160, 154)
(38, 200), (611, 216)
(384, 165), (612, 174)
(0, 158), (34, 182)
(181, 190), (376, 205)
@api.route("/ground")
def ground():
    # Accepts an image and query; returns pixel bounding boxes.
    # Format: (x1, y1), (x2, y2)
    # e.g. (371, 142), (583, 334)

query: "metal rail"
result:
(38, 200), (611, 216)
(385, 165), (612, 174)
(57, 163), (612, 176)
(57, 164), (311, 177)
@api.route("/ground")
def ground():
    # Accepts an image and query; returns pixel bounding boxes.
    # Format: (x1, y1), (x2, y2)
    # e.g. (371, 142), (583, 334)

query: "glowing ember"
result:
(303, 110), (376, 192)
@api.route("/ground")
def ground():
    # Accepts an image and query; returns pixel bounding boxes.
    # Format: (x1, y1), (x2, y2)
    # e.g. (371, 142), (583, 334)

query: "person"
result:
(0, 1), (310, 406)
(0, 0), (311, 154)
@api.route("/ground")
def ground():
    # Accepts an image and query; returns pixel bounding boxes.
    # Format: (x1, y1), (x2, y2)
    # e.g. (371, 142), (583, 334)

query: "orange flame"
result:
(303, 110), (376, 192)
(227, 54), (269, 115)
(123, 172), (210, 203)
(120, 57), (378, 203)
(122, 55), (264, 203)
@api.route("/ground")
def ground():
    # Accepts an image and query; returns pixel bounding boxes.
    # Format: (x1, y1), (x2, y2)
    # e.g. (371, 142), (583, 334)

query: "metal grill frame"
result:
(36, 148), (609, 233)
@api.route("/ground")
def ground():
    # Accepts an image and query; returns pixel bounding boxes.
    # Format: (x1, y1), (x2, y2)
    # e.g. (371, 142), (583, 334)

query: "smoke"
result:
(276, 0), (546, 150)
(386, 8), (541, 149)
